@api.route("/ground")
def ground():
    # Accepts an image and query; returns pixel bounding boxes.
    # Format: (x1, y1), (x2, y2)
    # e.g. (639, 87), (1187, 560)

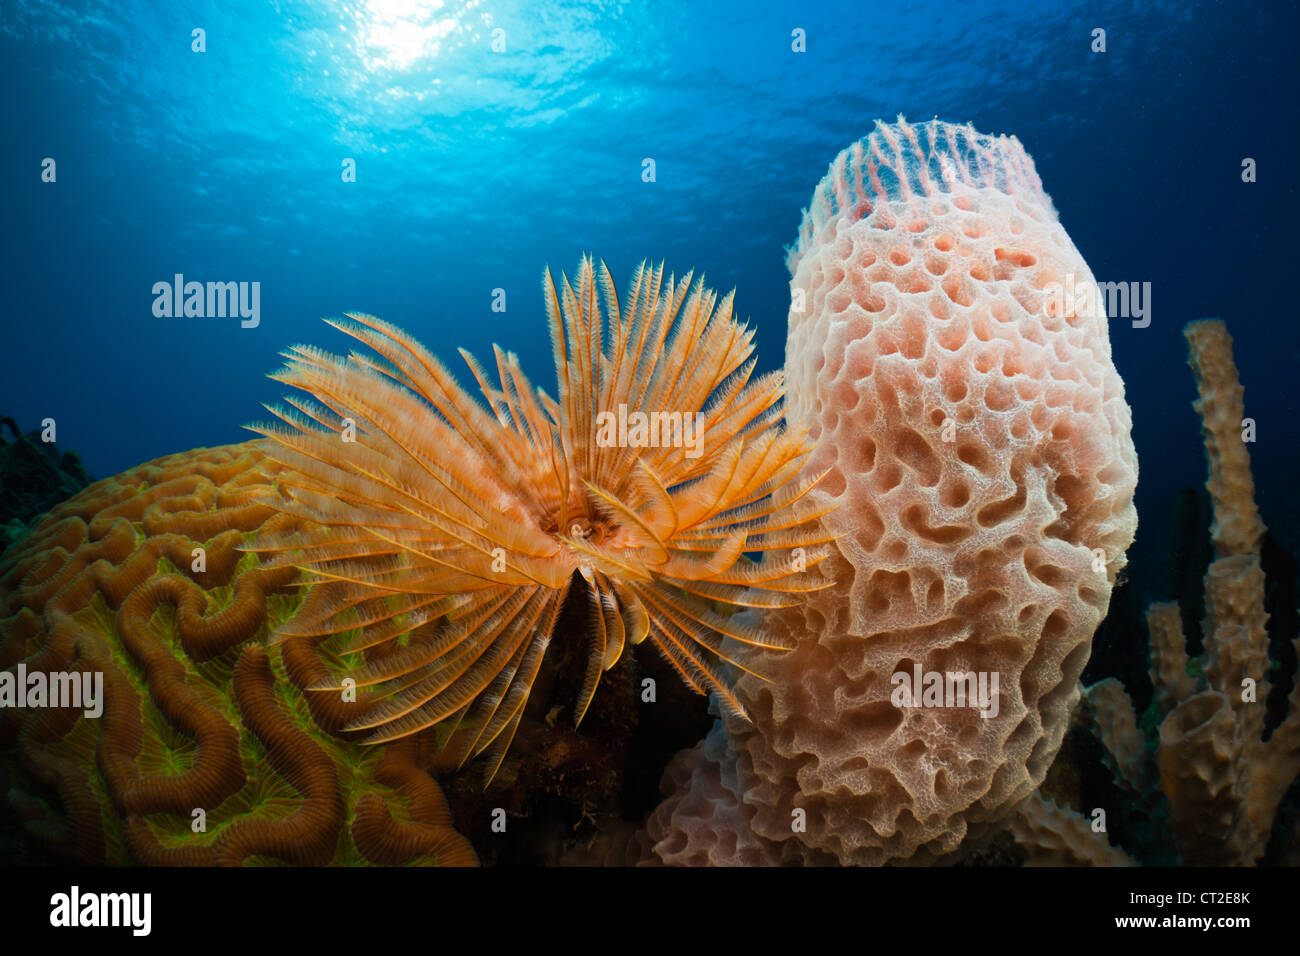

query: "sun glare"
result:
(355, 0), (472, 71)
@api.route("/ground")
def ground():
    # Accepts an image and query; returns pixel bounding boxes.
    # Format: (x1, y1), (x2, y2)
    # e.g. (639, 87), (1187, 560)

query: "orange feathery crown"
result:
(249, 256), (833, 782)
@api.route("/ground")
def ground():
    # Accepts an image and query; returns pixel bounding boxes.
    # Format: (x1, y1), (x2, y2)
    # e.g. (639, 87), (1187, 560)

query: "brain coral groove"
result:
(1, 442), (475, 865)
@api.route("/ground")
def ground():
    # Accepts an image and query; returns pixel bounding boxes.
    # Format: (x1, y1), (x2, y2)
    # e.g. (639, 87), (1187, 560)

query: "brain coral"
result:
(0, 443), (476, 865)
(647, 118), (1138, 865)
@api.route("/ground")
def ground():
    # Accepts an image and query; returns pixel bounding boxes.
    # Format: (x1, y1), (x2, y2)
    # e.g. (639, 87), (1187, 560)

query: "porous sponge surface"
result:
(651, 119), (1138, 865)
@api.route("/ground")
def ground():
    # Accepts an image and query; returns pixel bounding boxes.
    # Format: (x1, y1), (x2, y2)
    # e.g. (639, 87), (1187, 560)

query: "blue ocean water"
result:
(2, 0), (1297, 597)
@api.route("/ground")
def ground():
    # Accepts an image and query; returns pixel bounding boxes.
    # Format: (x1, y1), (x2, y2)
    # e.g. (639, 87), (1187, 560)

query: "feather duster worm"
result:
(248, 257), (833, 782)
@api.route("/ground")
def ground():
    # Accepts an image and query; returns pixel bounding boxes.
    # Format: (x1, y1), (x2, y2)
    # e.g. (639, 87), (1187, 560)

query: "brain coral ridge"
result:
(0, 443), (476, 865)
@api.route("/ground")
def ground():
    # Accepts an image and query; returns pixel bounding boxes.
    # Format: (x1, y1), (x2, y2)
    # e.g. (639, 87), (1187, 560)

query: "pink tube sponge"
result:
(648, 118), (1138, 865)
(785, 117), (1138, 623)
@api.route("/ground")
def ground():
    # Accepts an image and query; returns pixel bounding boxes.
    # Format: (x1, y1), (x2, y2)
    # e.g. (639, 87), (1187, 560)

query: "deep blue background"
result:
(2, 0), (1297, 600)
